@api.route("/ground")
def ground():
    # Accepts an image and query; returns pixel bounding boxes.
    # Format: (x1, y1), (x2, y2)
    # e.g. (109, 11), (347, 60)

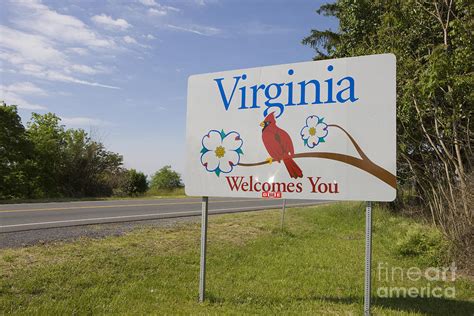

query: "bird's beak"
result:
(260, 121), (265, 127)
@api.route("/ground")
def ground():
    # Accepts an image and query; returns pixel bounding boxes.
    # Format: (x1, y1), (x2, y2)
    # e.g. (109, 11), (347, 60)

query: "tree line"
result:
(0, 103), (182, 200)
(303, 0), (472, 255)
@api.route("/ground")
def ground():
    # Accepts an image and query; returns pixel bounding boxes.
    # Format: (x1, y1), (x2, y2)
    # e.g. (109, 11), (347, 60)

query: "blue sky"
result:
(0, 0), (337, 177)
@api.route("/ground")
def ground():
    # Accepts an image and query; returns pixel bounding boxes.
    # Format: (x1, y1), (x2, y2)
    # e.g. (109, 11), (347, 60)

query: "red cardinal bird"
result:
(260, 112), (303, 178)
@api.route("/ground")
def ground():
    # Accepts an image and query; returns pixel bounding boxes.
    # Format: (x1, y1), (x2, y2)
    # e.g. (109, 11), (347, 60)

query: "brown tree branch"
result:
(238, 122), (396, 189)
(328, 124), (370, 161)
(238, 152), (396, 189)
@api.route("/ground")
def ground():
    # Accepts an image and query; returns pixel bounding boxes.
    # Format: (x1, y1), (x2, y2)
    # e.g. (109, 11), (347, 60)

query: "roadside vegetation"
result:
(303, 0), (473, 270)
(0, 105), (183, 201)
(1, 203), (472, 314)
(146, 165), (185, 197)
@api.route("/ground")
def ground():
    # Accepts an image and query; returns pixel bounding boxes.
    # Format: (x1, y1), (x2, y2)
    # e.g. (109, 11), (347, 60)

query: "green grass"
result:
(144, 187), (186, 198)
(1, 203), (472, 315)
(0, 188), (187, 204)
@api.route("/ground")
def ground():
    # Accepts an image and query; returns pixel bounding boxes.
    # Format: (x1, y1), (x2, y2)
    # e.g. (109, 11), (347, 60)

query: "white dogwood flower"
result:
(300, 115), (329, 148)
(200, 130), (243, 176)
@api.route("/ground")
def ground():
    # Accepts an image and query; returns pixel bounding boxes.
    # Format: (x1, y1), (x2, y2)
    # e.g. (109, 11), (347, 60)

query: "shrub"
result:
(150, 165), (182, 191)
(119, 169), (148, 196)
(395, 224), (450, 266)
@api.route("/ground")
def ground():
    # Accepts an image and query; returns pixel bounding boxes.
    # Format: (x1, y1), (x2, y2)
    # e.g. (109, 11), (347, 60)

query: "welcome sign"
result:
(185, 54), (396, 201)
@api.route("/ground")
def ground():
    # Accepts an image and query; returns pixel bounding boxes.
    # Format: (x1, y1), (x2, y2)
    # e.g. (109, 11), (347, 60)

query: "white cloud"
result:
(0, 34), (119, 89)
(0, 1), (135, 97)
(68, 64), (100, 75)
(139, 0), (179, 11)
(10, 0), (115, 49)
(148, 8), (167, 16)
(138, 0), (157, 6)
(0, 82), (47, 110)
(0, 26), (67, 66)
(166, 24), (221, 36)
(8, 61), (119, 89)
(0, 82), (48, 96)
(1, 93), (46, 110)
(67, 47), (88, 55)
(91, 14), (131, 30)
(21, 63), (44, 73)
(144, 0), (179, 16)
(123, 36), (137, 44)
(0, 2), (119, 90)
(194, 0), (218, 6)
(165, 5), (179, 12)
(145, 34), (156, 40)
(61, 116), (112, 127)
(31, 70), (120, 89)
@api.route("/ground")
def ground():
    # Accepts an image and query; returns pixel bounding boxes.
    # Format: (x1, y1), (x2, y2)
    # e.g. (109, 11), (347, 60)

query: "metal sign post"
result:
(281, 199), (287, 230)
(364, 201), (372, 315)
(199, 196), (209, 302)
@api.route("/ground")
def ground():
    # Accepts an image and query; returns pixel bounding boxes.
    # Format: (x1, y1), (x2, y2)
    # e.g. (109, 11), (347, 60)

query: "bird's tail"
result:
(283, 158), (303, 179)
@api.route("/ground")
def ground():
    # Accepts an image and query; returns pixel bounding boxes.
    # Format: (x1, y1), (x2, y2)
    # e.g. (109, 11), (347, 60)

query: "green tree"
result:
(303, 0), (473, 243)
(26, 112), (126, 198)
(0, 102), (37, 199)
(1, 107), (127, 199)
(121, 169), (148, 196)
(61, 129), (124, 197)
(27, 112), (67, 197)
(150, 165), (182, 191)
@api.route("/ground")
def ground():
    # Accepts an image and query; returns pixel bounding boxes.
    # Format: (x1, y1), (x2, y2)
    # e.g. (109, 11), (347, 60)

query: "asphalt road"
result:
(0, 197), (323, 233)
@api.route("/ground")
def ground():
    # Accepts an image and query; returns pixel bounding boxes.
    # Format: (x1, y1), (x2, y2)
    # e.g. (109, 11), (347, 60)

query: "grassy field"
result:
(1, 203), (472, 315)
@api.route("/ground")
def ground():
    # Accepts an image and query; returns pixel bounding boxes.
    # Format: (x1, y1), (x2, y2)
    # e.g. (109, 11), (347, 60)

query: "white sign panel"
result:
(185, 54), (396, 201)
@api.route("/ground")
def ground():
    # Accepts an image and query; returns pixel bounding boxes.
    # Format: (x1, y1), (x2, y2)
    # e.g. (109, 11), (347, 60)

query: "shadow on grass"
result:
(206, 294), (473, 315)
(373, 296), (474, 315)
